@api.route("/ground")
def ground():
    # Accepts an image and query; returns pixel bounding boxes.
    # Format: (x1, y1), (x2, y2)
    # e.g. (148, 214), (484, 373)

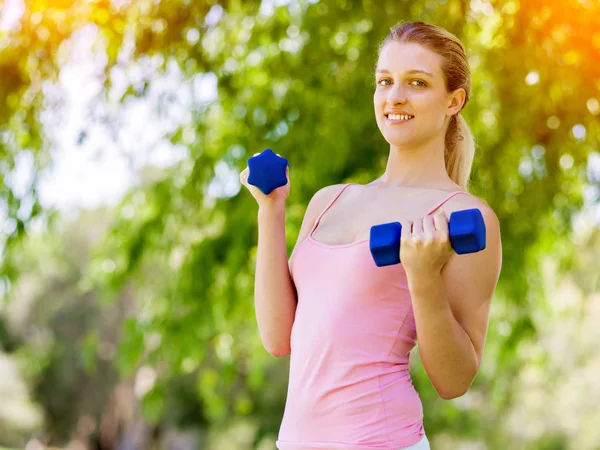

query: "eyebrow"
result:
(375, 69), (434, 77)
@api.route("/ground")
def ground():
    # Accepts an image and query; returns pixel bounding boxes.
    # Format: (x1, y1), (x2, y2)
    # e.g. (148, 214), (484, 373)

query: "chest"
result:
(310, 186), (464, 246)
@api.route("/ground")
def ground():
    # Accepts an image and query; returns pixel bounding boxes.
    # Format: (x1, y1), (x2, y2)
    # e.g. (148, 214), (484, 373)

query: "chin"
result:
(381, 134), (417, 148)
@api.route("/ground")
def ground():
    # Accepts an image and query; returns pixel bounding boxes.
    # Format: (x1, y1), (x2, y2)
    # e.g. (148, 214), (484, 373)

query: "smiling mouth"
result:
(385, 113), (415, 123)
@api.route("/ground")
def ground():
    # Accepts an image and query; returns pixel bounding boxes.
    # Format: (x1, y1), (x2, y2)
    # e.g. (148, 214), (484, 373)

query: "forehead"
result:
(377, 41), (442, 77)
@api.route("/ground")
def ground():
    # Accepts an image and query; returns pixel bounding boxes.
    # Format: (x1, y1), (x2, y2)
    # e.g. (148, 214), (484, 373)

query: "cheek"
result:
(373, 92), (385, 112)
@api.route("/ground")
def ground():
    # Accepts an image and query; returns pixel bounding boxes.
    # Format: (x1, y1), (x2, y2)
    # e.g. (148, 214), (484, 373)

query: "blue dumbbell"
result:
(369, 208), (486, 267)
(247, 148), (289, 195)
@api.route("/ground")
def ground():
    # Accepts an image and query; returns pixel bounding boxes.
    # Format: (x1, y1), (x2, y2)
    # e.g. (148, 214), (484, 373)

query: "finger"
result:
(254, 153), (260, 156)
(422, 215), (435, 238)
(401, 221), (413, 243)
(411, 218), (423, 238)
(432, 210), (449, 234)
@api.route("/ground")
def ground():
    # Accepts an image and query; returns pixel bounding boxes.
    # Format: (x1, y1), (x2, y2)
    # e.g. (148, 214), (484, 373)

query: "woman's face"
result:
(373, 41), (463, 149)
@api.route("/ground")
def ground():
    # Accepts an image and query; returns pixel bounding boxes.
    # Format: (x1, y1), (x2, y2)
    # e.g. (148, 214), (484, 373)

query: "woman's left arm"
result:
(404, 202), (503, 400)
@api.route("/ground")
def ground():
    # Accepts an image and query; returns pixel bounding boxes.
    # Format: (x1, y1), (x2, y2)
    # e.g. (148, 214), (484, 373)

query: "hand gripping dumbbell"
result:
(247, 148), (289, 195)
(369, 209), (486, 267)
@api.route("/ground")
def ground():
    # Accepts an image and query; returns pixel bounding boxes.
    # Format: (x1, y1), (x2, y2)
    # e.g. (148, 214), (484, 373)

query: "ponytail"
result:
(444, 112), (476, 191)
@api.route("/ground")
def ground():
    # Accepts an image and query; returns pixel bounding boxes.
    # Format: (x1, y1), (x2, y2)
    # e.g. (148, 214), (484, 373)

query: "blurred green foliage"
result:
(1, 0), (600, 448)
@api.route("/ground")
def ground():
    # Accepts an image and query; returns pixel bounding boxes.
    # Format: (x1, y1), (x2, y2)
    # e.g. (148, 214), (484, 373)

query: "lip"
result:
(385, 111), (414, 116)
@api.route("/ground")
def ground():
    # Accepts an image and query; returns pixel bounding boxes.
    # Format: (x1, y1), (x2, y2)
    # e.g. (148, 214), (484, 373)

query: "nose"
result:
(387, 83), (408, 105)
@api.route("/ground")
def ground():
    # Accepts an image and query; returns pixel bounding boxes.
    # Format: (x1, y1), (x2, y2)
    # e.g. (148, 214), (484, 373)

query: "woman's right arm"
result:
(254, 185), (341, 357)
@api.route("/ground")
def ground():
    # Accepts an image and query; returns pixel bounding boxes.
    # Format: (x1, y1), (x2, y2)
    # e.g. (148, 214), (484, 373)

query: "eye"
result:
(410, 79), (427, 87)
(376, 78), (392, 86)
(376, 78), (427, 88)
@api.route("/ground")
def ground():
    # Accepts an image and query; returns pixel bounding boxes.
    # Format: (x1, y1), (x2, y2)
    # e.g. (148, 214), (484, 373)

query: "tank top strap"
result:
(425, 190), (471, 215)
(310, 183), (353, 234)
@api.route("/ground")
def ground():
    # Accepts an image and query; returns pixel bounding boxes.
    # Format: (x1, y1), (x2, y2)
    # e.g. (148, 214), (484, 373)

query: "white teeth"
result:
(388, 114), (414, 121)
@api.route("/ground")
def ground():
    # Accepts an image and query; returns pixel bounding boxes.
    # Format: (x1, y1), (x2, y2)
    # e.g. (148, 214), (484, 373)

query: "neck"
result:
(375, 136), (457, 190)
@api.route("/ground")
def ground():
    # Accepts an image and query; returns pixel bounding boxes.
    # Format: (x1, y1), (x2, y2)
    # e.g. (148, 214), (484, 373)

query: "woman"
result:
(240, 21), (502, 450)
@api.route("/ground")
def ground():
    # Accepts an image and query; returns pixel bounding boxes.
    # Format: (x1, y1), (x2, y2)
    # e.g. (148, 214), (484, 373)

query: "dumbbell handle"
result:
(369, 208), (486, 267)
(247, 148), (289, 195)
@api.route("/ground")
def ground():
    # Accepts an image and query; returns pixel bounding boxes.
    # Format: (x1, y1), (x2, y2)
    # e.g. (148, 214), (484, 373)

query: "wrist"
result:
(258, 203), (285, 220)
(406, 268), (440, 289)
(407, 270), (451, 313)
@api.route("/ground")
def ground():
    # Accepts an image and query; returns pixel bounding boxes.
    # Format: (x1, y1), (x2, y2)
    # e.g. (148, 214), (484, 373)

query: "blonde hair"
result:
(377, 21), (476, 191)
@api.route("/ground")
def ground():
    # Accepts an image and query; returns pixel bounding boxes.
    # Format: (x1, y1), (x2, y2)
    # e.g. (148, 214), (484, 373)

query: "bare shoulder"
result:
(293, 184), (346, 246)
(303, 183), (347, 224)
(308, 183), (347, 212)
(314, 183), (347, 200)
(443, 192), (500, 230)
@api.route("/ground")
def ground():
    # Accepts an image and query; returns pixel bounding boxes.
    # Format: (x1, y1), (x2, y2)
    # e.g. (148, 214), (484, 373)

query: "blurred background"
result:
(1, 0), (599, 449)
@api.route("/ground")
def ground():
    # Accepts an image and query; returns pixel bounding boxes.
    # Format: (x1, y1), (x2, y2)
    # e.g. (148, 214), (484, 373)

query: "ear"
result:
(446, 87), (466, 116)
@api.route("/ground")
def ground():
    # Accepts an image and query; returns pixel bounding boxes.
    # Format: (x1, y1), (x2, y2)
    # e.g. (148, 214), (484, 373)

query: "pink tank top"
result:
(276, 183), (470, 450)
